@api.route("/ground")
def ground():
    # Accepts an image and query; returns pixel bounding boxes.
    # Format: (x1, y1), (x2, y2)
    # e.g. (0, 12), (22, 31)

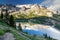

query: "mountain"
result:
(14, 4), (53, 19)
(0, 0), (60, 12)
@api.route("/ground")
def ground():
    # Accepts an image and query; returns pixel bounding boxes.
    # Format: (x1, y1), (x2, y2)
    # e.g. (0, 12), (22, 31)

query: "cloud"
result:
(41, 0), (60, 11)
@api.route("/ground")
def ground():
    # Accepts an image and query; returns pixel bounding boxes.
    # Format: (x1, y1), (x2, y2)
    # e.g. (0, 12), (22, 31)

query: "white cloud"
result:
(41, 0), (60, 11)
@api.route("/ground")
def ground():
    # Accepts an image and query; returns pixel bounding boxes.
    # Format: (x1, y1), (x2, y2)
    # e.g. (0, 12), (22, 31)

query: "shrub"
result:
(0, 29), (5, 35)
(4, 29), (11, 32)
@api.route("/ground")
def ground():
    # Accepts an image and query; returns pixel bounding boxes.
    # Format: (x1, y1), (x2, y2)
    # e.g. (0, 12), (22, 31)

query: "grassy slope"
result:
(0, 19), (48, 40)
(0, 19), (31, 40)
(51, 14), (60, 30)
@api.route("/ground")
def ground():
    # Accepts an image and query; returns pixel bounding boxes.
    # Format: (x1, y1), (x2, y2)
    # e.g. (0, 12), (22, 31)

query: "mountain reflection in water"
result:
(23, 26), (60, 40)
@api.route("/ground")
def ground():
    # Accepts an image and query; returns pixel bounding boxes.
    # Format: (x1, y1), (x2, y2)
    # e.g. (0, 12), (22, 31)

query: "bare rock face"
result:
(0, 36), (4, 40)
(4, 33), (15, 40)
(15, 4), (53, 17)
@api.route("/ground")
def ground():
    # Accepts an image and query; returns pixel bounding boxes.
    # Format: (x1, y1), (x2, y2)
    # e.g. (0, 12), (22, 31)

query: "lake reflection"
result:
(23, 26), (60, 40)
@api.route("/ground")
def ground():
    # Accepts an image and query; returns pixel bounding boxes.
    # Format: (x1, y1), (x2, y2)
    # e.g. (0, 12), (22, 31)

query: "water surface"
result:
(23, 26), (60, 40)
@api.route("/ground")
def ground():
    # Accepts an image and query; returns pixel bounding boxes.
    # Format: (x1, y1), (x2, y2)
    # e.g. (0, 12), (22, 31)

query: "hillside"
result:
(0, 19), (31, 40)
(0, 19), (50, 40)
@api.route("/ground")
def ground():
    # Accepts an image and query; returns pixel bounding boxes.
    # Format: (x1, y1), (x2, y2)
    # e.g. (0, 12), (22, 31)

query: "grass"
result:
(0, 18), (56, 40)
(0, 19), (30, 40)
(53, 14), (60, 21)
(52, 14), (60, 30)
(11, 31), (27, 40)
(0, 29), (5, 35)
(55, 24), (60, 30)
(16, 16), (53, 26)
(0, 28), (29, 40)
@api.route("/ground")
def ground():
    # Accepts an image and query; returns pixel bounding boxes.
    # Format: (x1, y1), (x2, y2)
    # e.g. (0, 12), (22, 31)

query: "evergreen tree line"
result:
(44, 34), (56, 40)
(0, 9), (22, 31)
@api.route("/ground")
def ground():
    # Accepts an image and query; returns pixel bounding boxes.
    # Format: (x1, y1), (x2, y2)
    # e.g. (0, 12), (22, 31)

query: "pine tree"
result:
(19, 23), (22, 31)
(9, 15), (15, 27)
(5, 9), (9, 19)
(1, 11), (3, 19)
(44, 34), (47, 38)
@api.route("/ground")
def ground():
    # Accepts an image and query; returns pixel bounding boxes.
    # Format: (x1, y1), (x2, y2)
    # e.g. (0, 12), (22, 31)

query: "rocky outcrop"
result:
(0, 33), (15, 40)
(14, 4), (53, 17)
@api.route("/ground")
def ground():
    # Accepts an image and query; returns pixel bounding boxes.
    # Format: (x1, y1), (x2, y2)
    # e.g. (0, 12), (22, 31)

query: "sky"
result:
(41, 0), (60, 11)
(0, 0), (60, 11)
(0, 0), (45, 5)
